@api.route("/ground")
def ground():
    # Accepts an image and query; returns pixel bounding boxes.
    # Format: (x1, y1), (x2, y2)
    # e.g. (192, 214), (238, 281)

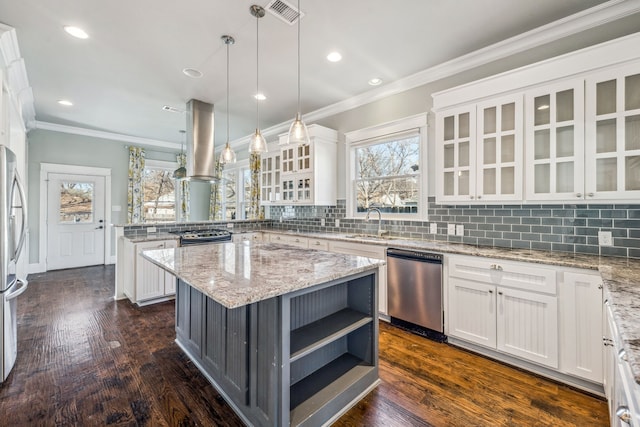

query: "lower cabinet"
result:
(603, 301), (640, 426)
(123, 238), (178, 305)
(232, 232), (262, 243)
(447, 255), (558, 369)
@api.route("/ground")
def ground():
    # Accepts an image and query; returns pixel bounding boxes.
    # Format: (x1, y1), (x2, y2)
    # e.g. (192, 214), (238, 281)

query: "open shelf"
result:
(290, 308), (372, 362)
(289, 353), (375, 425)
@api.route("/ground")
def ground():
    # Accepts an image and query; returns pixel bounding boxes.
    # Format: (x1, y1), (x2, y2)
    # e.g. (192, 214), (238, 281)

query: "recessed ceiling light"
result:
(326, 52), (342, 62)
(63, 26), (89, 39)
(182, 68), (203, 78)
(162, 105), (183, 113)
(57, 100), (73, 106)
(254, 93), (266, 101)
(368, 78), (382, 86)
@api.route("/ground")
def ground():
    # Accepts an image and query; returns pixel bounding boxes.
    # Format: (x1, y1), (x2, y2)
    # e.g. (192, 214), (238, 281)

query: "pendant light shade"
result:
(249, 5), (268, 154)
(219, 35), (237, 165)
(285, 0), (310, 146)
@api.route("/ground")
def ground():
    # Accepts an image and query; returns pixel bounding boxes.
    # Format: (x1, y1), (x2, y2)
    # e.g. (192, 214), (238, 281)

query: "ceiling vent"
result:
(266, 0), (304, 25)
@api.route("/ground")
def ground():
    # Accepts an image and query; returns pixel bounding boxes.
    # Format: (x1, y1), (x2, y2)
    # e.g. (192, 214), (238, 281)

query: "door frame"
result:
(37, 163), (112, 272)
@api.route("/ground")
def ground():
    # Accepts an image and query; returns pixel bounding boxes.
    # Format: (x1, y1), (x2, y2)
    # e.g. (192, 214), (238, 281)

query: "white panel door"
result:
(447, 278), (496, 349)
(496, 287), (558, 368)
(46, 173), (105, 270)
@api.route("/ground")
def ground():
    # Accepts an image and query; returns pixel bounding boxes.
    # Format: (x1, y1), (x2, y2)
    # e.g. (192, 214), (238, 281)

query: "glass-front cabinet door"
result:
(476, 94), (523, 202)
(436, 105), (476, 202)
(524, 80), (585, 201)
(585, 62), (640, 200)
(260, 152), (281, 204)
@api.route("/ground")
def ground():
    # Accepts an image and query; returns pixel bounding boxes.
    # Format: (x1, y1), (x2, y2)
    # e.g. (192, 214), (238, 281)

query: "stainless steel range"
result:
(171, 229), (232, 245)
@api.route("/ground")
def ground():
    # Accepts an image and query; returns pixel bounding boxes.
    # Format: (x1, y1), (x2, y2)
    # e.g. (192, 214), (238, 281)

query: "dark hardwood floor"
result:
(0, 266), (608, 426)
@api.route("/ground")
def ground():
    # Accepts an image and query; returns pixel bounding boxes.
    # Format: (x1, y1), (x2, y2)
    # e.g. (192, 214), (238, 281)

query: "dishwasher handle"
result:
(387, 248), (443, 263)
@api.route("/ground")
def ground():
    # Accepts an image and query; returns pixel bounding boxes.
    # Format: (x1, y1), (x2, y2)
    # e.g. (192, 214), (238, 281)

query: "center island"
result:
(142, 241), (384, 427)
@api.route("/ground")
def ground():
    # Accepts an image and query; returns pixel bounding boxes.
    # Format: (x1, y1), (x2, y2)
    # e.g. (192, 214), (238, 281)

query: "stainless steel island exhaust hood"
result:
(184, 99), (218, 182)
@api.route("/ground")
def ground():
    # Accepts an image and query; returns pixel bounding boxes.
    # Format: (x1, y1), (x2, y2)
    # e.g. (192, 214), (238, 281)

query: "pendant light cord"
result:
(256, 12), (260, 129)
(226, 39), (230, 145)
(297, 0), (301, 115)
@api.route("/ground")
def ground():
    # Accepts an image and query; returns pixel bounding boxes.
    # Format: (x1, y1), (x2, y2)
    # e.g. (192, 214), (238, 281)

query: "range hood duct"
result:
(185, 99), (217, 182)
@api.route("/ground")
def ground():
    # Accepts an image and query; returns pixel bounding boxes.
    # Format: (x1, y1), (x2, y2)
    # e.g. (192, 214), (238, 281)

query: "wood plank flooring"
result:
(0, 266), (608, 426)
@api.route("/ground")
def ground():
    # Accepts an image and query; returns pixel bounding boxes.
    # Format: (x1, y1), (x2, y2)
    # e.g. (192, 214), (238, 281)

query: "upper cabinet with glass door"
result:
(260, 150), (281, 205)
(436, 105), (476, 203)
(585, 62), (640, 201)
(524, 80), (585, 201)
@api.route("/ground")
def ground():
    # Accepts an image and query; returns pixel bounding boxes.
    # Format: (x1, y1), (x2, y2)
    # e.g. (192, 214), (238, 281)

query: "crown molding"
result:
(34, 121), (178, 150)
(229, 0), (640, 149)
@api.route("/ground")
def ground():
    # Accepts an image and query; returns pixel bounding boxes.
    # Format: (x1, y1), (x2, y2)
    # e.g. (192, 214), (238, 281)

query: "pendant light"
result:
(248, 5), (268, 154)
(173, 130), (187, 179)
(219, 35), (237, 164)
(285, 0), (310, 146)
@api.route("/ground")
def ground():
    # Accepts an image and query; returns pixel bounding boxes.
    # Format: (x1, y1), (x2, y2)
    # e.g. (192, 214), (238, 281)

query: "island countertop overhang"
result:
(141, 241), (385, 309)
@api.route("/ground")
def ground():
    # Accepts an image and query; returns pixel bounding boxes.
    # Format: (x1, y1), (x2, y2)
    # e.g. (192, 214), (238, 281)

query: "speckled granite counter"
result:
(260, 229), (640, 385)
(124, 232), (179, 243)
(141, 241), (384, 308)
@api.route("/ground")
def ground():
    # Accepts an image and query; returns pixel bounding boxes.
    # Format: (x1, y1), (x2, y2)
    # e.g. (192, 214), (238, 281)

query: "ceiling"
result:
(1, 0), (638, 151)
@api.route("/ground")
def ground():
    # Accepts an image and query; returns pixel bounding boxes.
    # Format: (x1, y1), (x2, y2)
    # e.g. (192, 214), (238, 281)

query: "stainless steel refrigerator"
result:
(0, 145), (27, 382)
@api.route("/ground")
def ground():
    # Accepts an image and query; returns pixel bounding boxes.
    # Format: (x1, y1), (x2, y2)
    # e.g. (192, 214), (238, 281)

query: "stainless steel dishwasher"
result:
(387, 248), (445, 340)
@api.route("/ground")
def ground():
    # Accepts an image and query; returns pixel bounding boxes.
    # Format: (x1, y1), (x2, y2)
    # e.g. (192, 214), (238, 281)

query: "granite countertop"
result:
(142, 241), (384, 309)
(260, 229), (640, 385)
(123, 232), (179, 243)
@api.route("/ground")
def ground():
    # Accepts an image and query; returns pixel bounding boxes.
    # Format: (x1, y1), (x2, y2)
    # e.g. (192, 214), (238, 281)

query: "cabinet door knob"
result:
(488, 290), (493, 294)
(576, 193), (583, 198)
(470, 195), (475, 199)
(498, 291), (503, 296)
(587, 192), (594, 197)
(616, 407), (631, 423)
(477, 195), (482, 199)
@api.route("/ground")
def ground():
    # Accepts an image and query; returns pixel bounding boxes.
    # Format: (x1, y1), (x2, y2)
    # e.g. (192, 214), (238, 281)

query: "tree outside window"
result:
(143, 166), (176, 221)
(355, 135), (420, 214)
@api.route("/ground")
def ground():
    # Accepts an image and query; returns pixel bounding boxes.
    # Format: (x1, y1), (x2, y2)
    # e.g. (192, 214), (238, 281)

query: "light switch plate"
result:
(447, 224), (456, 235)
(430, 223), (438, 234)
(456, 224), (464, 236)
(598, 231), (613, 246)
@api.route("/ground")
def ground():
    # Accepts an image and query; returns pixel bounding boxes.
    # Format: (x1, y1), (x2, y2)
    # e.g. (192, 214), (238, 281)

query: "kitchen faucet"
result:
(365, 207), (387, 237)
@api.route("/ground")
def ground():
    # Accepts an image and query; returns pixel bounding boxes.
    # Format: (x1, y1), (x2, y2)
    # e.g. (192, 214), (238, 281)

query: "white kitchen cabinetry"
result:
(328, 240), (388, 316)
(524, 79), (585, 201)
(436, 94), (523, 203)
(447, 254), (558, 368)
(267, 233), (309, 249)
(558, 270), (603, 383)
(232, 232), (262, 243)
(585, 62), (640, 201)
(277, 124), (337, 205)
(123, 238), (177, 305)
(604, 301), (640, 426)
(260, 151), (281, 204)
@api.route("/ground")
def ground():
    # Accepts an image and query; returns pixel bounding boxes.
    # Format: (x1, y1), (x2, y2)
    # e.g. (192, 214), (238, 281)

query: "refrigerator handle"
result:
(13, 174), (28, 260)
(6, 278), (28, 301)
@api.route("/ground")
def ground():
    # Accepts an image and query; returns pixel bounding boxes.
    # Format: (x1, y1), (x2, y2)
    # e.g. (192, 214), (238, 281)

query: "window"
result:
(346, 114), (427, 220)
(220, 160), (251, 220)
(143, 159), (177, 222)
(59, 181), (94, 223)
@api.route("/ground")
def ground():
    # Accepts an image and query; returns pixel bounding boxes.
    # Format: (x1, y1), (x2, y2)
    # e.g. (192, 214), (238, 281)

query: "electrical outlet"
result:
(430, 223), (438, 234)
(598, 231), (613, 246)
(447, 224), (456, 235)
(456, 224), (464, 236)
(146, 227), (157, 234)
(226, 222), (234, 229)
(335, 219), (340, 228)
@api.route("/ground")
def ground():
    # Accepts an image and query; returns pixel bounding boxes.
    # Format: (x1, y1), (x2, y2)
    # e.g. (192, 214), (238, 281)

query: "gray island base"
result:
(143, 242), (382, 426)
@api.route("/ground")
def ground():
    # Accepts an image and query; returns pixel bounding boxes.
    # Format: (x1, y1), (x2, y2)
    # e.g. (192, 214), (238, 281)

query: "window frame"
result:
(143, 159), (179, 222)
(345, 114), (428, 221)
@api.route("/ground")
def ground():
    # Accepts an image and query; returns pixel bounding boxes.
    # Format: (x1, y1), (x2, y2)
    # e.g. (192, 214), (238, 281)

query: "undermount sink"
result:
(344, 233), (395, 241)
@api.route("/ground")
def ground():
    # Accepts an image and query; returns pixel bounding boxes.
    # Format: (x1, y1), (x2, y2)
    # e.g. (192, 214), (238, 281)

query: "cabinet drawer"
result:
(269, 234), (308, 249)
(328, 241), (385, 259)
(307, 238), (329, 250)
(448, 255), (556, 295)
